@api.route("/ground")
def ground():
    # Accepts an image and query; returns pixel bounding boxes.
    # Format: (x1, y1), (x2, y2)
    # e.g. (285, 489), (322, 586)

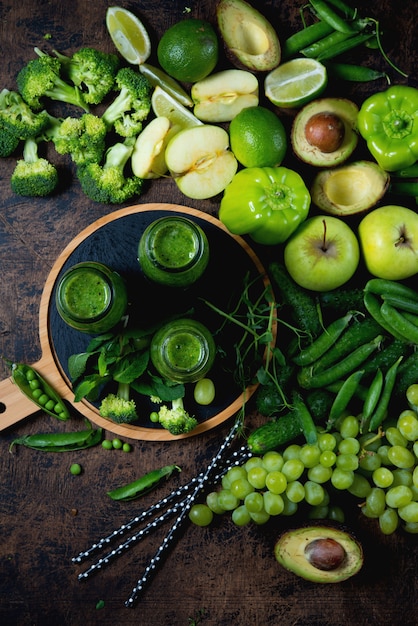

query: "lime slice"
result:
(151, 86), (203, 130)
(265, 58), (328, 108)
(106, 6), (151, 65)
(139, 63), (193, 108)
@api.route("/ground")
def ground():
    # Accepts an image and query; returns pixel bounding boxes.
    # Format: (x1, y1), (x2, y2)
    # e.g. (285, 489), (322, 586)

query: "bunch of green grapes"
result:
(189, 385), (418, 535)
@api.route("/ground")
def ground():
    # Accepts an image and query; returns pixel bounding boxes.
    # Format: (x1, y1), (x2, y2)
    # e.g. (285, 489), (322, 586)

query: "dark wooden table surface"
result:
(1, 1), (417, 625)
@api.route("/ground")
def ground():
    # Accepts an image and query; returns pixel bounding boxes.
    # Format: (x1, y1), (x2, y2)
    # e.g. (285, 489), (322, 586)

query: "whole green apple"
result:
(284, 215), (360, 291)
(358, 205), (418, 280)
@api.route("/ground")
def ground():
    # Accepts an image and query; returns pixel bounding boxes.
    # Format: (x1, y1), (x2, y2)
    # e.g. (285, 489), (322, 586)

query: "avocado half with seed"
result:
(274, 525), (363, 583)
(216, 0), (281, 72)
(311, 160), (390, 216)
(291, 98), (359, 167)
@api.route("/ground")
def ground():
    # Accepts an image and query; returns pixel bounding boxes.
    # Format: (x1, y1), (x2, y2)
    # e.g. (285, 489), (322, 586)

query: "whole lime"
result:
(229, 106), (287, 167)
(157, 19), (218, 83)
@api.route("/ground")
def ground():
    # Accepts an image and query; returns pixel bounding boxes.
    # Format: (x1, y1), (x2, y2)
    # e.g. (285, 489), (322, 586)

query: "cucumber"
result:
(361, 338), (410, 378)
(269, 262), (322, 339)
(247, 414), (302, 454)
(318, 287), (366, 315)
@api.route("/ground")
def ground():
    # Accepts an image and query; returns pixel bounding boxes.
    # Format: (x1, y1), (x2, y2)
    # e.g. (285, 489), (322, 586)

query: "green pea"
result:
(122, 443), (131, 453)
(29, 378), (41, 390)
(32, 388), (43, 399)
(149, 411), (159, 423)
(25, 369), (37, 382)
(70, 463), (82, 475)
(112, 438), (123, 450)
(101, 439), (113, 450)
(45, 399), (56, 411)
(37, 393), (50, 406)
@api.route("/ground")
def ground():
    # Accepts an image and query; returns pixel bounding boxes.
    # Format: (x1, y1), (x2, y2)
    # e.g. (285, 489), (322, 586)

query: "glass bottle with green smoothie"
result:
(150, 318), (216, 383)
(138, 216), (210, 288)
(55, 261), (128, 333)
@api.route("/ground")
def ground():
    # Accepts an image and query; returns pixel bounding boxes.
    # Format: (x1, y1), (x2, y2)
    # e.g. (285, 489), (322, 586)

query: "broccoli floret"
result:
(77, 136), (142, 204)
(0, 121), (21, 157)
(53, 47), (120, 105)
(11, 136), (58, 197)
(102, 67), (152, 137)
(53, 113), (107, 165)
(156, 397), (198, 436)
(99, 382), (138, 424)
(16, 47), (89, 112)
(0, 88), (50, 140)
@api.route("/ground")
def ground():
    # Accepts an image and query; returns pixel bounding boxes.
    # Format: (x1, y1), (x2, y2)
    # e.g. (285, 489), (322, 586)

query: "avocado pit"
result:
(305, 112), (345, 153)
(304, 537), (346, 571)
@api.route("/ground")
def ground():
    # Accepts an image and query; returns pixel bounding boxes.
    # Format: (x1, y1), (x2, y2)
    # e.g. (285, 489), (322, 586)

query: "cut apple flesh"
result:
(131, 116), (176, 179)
(192, 69), (259, 122)
(165, 125), (238, 199)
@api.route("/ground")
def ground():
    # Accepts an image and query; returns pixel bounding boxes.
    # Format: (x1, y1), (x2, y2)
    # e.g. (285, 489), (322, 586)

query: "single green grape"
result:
(359, 432), (381, 452)
(193, 377), (215, 405)
(285, 480), (305, 503)
(244, 456), (264, 471)
(281, 494), (299, 516)
(246, 466), (268, 490)
(366, 487), (386, 517)
(307, 464), (333, 484)
(377, 444), (391, 466)
(299, 444), (321, 468)
(244, 491), (264, 513)
(348, 473), (372, 498)
(413, 465), (418, 489)
(331, 468), (354, 490)
(218, 489), (240, 511)
(230, 477), (254, 500)
(317, 432), (337, 451)
(406, 383), (418, 409)
(336, 453), (359, 472)
(398, 501), (418, 523)
(372, 467), (394, 488)
(282, 444), (301, 461)
(262, 450), (284, 472)
(189, 503), (213, 526)
(339, 415), (359, 439)
(338, 437), (360, 455)
(249, 509), (270, 525)
(359, 451), (381, 472)
(403, 521), (418, 533)
(385, 427), (408, 448)
(304, 480), (325, 506)
(263, 491), (284, 516)
(265, 470), (287, 494)
(397, 410), (418, 442)
(319, 450), (337, 468)
(231, 505), (251, 526)
(379, 507), (399, 535)
(392, 468), (413, 488)
(226, 465), (248, 484)
(388, 445), (415, 469)
(386, 485), (413, 508)
(281, 458), (304, 481)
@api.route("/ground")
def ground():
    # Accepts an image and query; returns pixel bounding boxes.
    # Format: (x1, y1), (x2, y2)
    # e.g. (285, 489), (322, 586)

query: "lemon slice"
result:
(106, 6), (151, 65)
(265, 58), (327, 108)
(151, 86), (203, 130)
(139, 63), (193, 108)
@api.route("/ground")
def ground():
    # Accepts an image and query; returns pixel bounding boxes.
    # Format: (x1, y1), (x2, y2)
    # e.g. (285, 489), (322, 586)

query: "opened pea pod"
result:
(9, 421), (102, 452)
(107, 464), (181, 501)
(4, 358), (70, 421)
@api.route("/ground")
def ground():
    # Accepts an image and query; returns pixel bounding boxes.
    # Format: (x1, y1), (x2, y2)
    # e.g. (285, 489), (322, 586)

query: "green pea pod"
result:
(360, 368), (384, 433)
(368, 356), (403, 432)
(309, 0), (357, 34)
(380, 301), (418, 345)
(292, 311), (353, 366)
(107, 464), (181, 501)
(9, 423), (102, 452)
(326, 369), (364, 431)
(5, 359), (70, 420)
(291, 390), (318, 445)
(363, 292), (408, 342)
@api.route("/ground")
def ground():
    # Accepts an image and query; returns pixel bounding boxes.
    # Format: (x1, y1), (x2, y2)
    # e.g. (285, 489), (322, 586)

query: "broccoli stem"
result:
(117, 381), (130, 401)
(22, 137), (39, 163)
(102, 88), (131, 128)
(103, 138), (135, 170)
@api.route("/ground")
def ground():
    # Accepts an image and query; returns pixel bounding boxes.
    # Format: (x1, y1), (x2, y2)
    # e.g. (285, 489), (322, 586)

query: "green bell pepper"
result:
(357, 85), (418, 172)
(219, 166), (310, 245)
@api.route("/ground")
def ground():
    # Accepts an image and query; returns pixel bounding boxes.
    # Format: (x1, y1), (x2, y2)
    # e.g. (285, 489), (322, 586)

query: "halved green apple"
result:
(165, 125), (238, 199)
(192, 69), (259, 122)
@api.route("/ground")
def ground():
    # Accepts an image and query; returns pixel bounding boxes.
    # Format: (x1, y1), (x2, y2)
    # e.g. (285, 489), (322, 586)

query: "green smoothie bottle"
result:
(150, 318), (216, 383)
(55, 261), (128, 333)
(138, 216), (209, 288)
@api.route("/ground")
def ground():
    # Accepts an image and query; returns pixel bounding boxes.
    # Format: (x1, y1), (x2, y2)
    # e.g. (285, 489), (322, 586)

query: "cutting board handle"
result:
(0, 375), (39, 431)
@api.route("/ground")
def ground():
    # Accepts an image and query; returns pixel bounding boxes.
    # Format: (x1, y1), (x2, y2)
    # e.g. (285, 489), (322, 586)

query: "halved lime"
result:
(151, 86), (203, 130)
(139, 63), (193, 108)
(265, 58), (328, 108)
(106, 6), (151, 65)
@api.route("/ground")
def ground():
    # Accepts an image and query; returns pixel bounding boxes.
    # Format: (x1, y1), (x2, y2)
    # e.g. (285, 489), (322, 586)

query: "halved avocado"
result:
(291, 98), (358, 167)
(274, 525), (363, 583)
(216, 0), (281, 72)
(311, 161), (390, 216)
